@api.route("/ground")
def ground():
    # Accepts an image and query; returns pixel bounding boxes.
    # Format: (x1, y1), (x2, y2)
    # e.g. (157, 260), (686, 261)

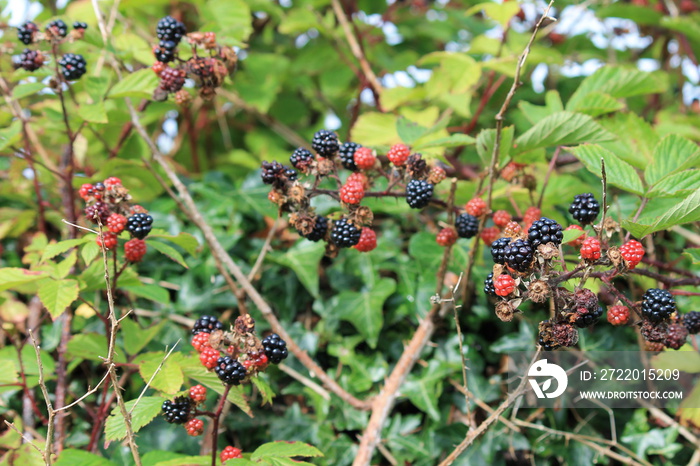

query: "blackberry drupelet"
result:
(162, 396), (192, 424)
(14, 49), (44, 72)
(261, 333), (288, 364)
(126, 213), (153, 239)
(73, 21), (88, 30)
(338, 142), (360, 170)
(59, 53), (87, 80)
(330, 218), (361, 248)
(192, 315), (224, 335)
(641, 288), (676, 323)
(290, 147), (314, 169)
(299, 215), (328, 242)
(17, 21), (38, 45)
(405, 179), (433, 209)
(215, 357), (247, 385)
(157, 16), (186, 43)
(490, 237), (512, 264)
(455, 213), (479, 238)
(84, 202), (110, 224)
(503, 238), (534, 272)
(527, 217), (563, 248)
(284, 168), (298, 181)
(684, 311), (700, 334)
(311, 129), (339, 157)
(569, 193), (600, 225)
(46, 19), (68, 38)
(484, 273), (496, 296)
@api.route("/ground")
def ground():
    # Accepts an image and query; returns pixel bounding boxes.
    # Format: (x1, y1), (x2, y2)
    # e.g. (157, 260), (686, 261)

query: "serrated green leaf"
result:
(651, 348), (700, 373)
(180, 356), (252, 416)
(84, 76), (110, 101)
(41, 237), (90, 262)
(352, 112), (400, 146)
(562, 228), (584, 244)
(104, 396), (164, 442)
(678, 384), (700, 428)
(269, 241), (325, 298)
(148, 231), (199, 256)
(147, 240), (188, 269)
(622, 190), (700, 237)
(466, 1), (521, 27)
(37, 278), (79, 319)
(122, 284), (171, 304)
(154, 457), (211, 466)
(645, 135), (700, 187)
(514, 111), (614, 154)
(412, 133), (475, 150)
(683, 248), (700, 265)
(201, 0), (252, 45)
(55, 449), (117, 466)
(0, 267), (48, 292)
(476, 126), (514, 165)
(567, 91), (624, 117)
(12, 82), (46, 99)
(136, 352), (183, 394)
(81, 240), (100, 265)
(518, 90), (564, 125)
(567, 67), (667, 110)
(646, 169), (700, 198)
(333, 278), (396, 348)
(78, 102), (108, 124)
(251, 375), (274, 406)
(107, 69), (158, 99)
(569, 144), (644, 195)
(396, 117), (429, 145)
(121, 319), (168, 355)
(0, 120), (22, 152)
(251, 441), (323, 460)
(66, 333), (125, 363)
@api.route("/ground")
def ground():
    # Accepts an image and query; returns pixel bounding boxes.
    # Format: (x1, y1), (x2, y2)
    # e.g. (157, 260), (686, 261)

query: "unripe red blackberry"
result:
(427, 165), (446, 184)
(565, 224), (586, 247)
(337, 142), (360, 170)
(106, 213), (127, 234)
(161, 396), (192, 424)
(59, 53), (87, 80)
(493, 210), (511, 228)
(455, 213), (479, 238)
(199, 347), (220, 369)
(502, 221), (521, 237)
(215, 356), (247, 385)
(607, 305), (630, 326)
(522, 206), (541, 228)
(191, 333), (211, 352)
(331, 218), (362, 248)
(494, 274), (516, 297)
(79, 183), (95, 201)
(124, 238), (147, 262)
(185, 418), (204, 436)
(580, 237), (601, 260)
(500, 162), (519, 182)
(220, 446), (243, 462)
(480, 227), (500, 246)
(405, 179), (433, 209)
(620, 239), (644, 269)
(14, 49), (44, 72)
(387, 143), (410, 166)
(465, 198), (487, 217)
(527, 217), (563, 247)
(436, 228), (457, 247)
(96, 232), (118, 250)
(347, 172), (369, 189)
(641, 288), (676, 323)
(354, 227), (377, 252)
(104, 176), (122, 188)
(152, 61), (167, 76)
(683, 311), (700, 334)
(354, 147), (376, 170)
(311, 129), (339, 157)
(569, 193), (600, 225)
(339, 181), (365, 205)
(158, 67), (186, 93)
(17, 21), (38, 45)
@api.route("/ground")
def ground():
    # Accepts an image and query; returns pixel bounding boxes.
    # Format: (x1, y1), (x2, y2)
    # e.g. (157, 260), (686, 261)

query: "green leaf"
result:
(412, 133), (476, 150)
(12, 82), (46, 99)
(251, 375), (275, 405)
(147, 240), (188, 269)
(121, 319), (168, 355)
(0, 268), (48, 292)
(107, 69), (159, 99)
(104, 396), (164, 442)
(646, 170), (700, 198)
(333, 278), (396, 348)
(645, 135), (700, 187)
(679, 384), (700, 428)
(567, 67), (667, 110)
(562, 228), (584, 244)
(153, 457), (211, 466)
(466, 1), (521, 27)
(518, 90), (564, 124)
(136, 352), (183, 394)
(251, 441), (323, 460)
(84, 76), (110, 101)
(623, 190), (700, 237)
(122, 284), (171, 304)
(270, 241), (325, 298)
(37, 278), (79, 319)
(651, 348), (700, 373)
(148, 231), (199, 256)
(683, 248), (700, 265)
(566, 91), (624, 117)
(569, 144), (644, 195)
(403, 360), (454, 421)
(81, 240), (100, 265)
(352, 112), (400, 146)
(396, 117), (429, 145)
(0, 120), (22, 151)
(67, 333), (125, 363)
(514, 111), (615, 155)
(0, 360), (18, 384)
(55, 449), (117, 466)
(180, 356), (252, 416)
(476, 126), (514, 166)
(201, 0), (252, 45)
(41, 237), (90, 262)
(78, 102), (108, 124)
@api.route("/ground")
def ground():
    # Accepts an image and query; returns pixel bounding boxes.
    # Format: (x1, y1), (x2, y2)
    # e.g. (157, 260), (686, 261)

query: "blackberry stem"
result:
(210, 384), (231, 466)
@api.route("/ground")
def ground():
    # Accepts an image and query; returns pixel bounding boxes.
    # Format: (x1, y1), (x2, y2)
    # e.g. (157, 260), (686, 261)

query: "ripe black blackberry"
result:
(14, 49), (44, 72)
(641, 288), (676, 323)
(261, 161), (285, 185)
(73, 21), (88, 30)
(338, 142), (360, 171)
(405, 179), (433, 209)
(261, 333), (289, 364)
(46, 19), (68, 38)
(330, 218), (361, 248)
(192, 315), (224, 335)
(527, 217), (563, 248)
(284, 168), (298, 182)
(569, 193), (600, 225)
(574, 305), (603, 328)
(161, 396), (192, 424)
(455, 213), (479, 238)
(299, 215), (328, 242)
(683, 311), (700, 334)
(126, 213), (153, 239)
(153, 42), (176, 63)
(158, 67), (185, 93)
(17, 21), (38, 45)
(84, 202), (110, 224)
(215, 356), (247, 385)
(484, 273), (496, 297)
(503, 238), (534, 272)
(289, 147), (314, 170)
(311, 129), (339, 157)
(59, 54), (87, 80)
(490, 237), (512, 264)
(157, 16), (186, 43)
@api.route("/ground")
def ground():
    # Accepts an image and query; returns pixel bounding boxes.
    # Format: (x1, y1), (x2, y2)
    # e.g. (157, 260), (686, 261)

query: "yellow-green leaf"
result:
(37, 278), (79, 319)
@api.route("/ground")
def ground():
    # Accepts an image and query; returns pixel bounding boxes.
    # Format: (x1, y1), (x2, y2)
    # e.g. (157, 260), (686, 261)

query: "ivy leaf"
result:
(569, 144), (644, 195)
(269, 241), (325, 298)
(333, 278), (396, 348)
(514, 111), (614, 155)
(104, 396), (164, 442)
(251, 441), (323, 460)
(55, 449), (117, 466)
(147, 240), (188, 269)
(37, 278), (79, 319)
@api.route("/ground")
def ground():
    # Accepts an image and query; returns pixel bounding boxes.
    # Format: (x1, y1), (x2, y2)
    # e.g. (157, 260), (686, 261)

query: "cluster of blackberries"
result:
(192, 315), (224, 334)
(13, 20), (88, 75)
(125, 213), (154, 240)
(13, 49), (44, 72)
(59, 53), (87, 80)
(162, 396), (192, 424)
(153, 16), (186, 63)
